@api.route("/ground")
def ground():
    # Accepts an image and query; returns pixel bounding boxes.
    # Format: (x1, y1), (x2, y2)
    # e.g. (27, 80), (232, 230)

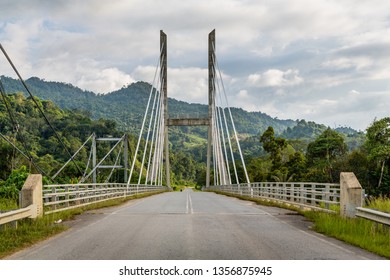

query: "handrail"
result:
(43, 183), (169, 214)
(0, 205), (33, 225)
(205, 182), (340, 213)
(356, 207), (390, 226)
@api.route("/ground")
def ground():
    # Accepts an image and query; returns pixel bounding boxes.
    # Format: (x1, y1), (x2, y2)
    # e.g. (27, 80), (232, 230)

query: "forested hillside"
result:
(0, 76), (296, 135)
(0, 93), (121, 182)
(1, 75), (364, 156)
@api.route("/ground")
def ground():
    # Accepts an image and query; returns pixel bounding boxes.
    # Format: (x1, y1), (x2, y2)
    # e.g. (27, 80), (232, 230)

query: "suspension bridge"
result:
(0, 30), (249, 189)
(0, 31), (386, 260)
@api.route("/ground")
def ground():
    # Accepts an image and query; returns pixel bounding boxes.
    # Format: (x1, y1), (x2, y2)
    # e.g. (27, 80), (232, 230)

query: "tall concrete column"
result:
(161, 30), (170, 188)
(206, 29), (215, 188)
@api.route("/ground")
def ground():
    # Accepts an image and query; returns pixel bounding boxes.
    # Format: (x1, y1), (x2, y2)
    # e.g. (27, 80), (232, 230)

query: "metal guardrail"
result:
(356, 207), (390, 226)
(0, 205), (33, 226)
(43, 183), (169, 214)
(206, 182), (340, 212)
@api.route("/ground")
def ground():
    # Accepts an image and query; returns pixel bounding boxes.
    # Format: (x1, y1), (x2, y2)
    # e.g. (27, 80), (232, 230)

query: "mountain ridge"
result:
(0, 75), (362, 145)
(1, 75), (301, 136)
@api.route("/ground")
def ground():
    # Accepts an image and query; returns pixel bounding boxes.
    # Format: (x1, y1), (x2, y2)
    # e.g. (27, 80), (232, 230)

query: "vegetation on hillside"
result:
(247, 120), (390, 195)
(0, 76), (297, 135)
(0, 76), (387, 198)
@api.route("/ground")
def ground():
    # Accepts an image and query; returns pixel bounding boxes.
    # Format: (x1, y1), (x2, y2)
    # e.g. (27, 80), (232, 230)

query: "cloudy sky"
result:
(1, 0), (390, 131)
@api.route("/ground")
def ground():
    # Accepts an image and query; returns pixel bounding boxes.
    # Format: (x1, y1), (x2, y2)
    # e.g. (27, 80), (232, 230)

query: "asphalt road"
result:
(7, 189), (384, 260)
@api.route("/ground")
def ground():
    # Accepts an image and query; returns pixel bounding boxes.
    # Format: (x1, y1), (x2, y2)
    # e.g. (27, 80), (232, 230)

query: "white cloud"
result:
(132, 66), (208, 104)
(248, 69), (304, 88)
(348, 90), (360, 96)
(76, 67), (135, 94)
(1, 0), (390, 130)
(321, 57), (373, 70)
(237, 89), (249, 99)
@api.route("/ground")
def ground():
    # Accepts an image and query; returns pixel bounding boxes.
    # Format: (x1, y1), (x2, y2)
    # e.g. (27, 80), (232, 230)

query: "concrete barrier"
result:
(20, 174), (43, 218)
(340, 172), (363, 218)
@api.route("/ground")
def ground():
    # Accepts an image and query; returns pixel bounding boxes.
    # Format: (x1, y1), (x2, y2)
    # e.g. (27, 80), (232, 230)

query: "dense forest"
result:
(0, 76), (388, 200)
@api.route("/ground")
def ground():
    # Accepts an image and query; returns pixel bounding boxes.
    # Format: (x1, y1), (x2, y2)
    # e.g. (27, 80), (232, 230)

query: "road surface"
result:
(7, 189), (384, 259)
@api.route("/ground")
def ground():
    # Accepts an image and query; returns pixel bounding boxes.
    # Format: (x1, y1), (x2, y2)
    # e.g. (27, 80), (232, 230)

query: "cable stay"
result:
(211, 42), (250, 186)
(127, 42), (165, 187)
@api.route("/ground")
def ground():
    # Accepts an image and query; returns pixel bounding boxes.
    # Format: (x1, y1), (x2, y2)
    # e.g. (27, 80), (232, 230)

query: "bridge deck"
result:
(7, 189), (383, 260)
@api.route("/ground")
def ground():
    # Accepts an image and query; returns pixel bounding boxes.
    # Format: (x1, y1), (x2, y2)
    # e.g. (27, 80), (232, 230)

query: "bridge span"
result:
(7, 189), (383, 260)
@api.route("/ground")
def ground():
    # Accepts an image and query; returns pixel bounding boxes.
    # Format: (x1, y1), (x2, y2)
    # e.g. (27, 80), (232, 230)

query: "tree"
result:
(365, 117), (390, 193)
(286, 151), (306, 181)
(307, 128), (347, 161)
(306, 128), (347, 182)
(260, 126), (287, 170)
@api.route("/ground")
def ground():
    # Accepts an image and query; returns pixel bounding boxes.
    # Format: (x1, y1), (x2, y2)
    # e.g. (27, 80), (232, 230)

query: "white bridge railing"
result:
(43, 183), (169, 214)
(206, 182), (340, 213)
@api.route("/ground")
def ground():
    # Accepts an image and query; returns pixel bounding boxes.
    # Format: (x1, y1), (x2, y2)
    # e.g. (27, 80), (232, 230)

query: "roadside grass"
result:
(0, 215), (66, 259)
(366, 196), (390, 212)
(209, 190), (390, 259)
(0, 191), (165, 259)
(0, 198), (18, 211)
(304, 211), (390, 259)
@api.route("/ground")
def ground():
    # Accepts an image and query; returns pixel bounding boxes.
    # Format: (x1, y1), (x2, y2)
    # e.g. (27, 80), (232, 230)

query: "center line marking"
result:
(186, 192), (194, 214)
(188, 193), (193, 214)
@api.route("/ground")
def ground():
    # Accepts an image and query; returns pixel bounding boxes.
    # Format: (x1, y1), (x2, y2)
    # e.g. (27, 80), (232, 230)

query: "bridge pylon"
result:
(161, 29), (226, 188)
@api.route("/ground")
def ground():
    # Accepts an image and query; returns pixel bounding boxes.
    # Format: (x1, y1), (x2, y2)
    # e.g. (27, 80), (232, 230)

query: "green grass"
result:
(366, 196), (390, 212)
(0, 198), (18, 211)
(0, 215), (67, 259)
(0, 191), (166, 259)
(304, 211), (390, 258)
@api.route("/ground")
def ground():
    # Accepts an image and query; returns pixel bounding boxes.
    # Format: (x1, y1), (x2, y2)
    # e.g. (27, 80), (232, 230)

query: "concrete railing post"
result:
(20, 174), (43, 219)
(340, 172), (363, 218)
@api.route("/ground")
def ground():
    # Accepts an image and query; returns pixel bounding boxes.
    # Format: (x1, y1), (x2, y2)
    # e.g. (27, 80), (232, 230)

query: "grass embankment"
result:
(305, 211), (390, 258)
(0, 191), (165, 259)
(210, 191), (390, 259)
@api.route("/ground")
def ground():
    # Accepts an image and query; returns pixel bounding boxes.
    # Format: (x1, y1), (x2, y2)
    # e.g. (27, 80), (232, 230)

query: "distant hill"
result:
(280, 119), (364, 152)
(1, 76), (364, 159)
(0, 76), (297, 136)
